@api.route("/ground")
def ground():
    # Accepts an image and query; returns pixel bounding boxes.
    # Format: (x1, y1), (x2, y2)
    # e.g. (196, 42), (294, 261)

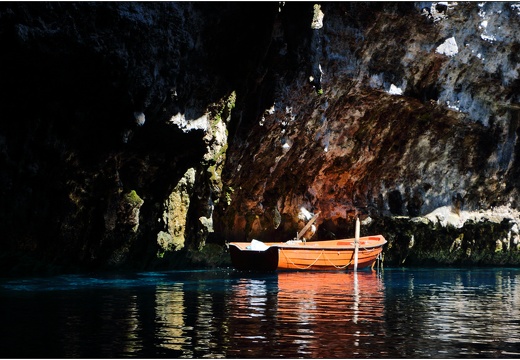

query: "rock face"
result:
(215, 2), (520, 266)
(0, 2), (272, 274)
(1, 2), (520, 274)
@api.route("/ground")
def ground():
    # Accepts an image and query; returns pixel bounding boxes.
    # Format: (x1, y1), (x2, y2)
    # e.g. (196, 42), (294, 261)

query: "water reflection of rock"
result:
(227, 271), (386, 358)
(418, 270), (520, 356)
(383, 269), (520, 357)
(153, 280), (231, 358)
(155, 284), (186, 353)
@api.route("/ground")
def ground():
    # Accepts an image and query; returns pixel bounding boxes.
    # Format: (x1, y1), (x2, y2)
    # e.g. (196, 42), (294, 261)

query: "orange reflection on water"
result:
(227, 271), (386, 358)
(277, 271), (385, 321)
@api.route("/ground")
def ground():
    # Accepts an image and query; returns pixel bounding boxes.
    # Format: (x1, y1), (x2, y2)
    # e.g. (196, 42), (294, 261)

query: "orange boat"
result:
(228, 235), (387, 271)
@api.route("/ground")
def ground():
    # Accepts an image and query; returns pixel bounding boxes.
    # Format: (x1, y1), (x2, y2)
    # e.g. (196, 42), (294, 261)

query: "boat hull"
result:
(228, 235), (386, 271)
(228, 245), (279, 271)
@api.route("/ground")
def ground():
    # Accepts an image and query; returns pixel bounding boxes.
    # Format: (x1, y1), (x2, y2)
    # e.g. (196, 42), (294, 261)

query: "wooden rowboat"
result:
(228, 235), (387, 271)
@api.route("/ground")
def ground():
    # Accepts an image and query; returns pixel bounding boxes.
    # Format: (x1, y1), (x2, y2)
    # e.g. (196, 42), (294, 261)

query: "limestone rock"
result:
(3, 2), (520, 273)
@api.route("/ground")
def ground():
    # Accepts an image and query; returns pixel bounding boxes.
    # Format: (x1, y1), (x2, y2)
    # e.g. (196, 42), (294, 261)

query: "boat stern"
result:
(228, 243), (279, 271)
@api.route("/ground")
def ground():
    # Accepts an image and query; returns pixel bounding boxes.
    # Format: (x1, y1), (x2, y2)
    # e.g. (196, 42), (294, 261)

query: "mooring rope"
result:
(281, 248), (361, 270)
(323, 251), (354, 269)
(280, 246), (382, 270)
(280, 248), (325, 270)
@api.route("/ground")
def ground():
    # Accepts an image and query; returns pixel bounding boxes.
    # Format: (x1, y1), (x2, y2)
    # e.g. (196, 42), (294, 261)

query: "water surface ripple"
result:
(1, 268), (519, 358)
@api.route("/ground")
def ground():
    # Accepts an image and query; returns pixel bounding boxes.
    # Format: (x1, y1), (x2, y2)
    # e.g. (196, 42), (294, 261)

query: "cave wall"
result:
(2, 2), (520, 274)
(0, 2), (278, 274)
(215, 2), (520, 266)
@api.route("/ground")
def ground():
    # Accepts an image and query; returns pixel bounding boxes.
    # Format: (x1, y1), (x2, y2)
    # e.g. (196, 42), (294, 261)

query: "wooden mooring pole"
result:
(354, 217), (360, 272)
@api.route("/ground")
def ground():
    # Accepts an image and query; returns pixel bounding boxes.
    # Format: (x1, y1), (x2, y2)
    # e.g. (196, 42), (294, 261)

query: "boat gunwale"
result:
(270, 242), (386, 251)
(229, 236), (387, 252)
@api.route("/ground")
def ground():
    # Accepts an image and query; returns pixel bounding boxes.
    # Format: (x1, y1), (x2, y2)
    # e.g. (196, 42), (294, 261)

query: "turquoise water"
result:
(1, 268), (519, 358)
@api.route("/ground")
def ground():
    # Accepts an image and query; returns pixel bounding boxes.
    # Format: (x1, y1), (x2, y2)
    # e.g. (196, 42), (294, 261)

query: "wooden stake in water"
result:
(354, 217), (360, 272)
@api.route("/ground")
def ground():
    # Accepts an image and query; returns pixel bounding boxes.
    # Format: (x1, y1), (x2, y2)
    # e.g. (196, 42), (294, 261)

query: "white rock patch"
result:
(436, 36), (459, 57)
(388, 84), (403, 95)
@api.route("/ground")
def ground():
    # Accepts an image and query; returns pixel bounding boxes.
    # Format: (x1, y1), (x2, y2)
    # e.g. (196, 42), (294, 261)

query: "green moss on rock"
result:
(366, 215), (520, 267)
(188, 243), (231, 268)
(124, 190), (144, 208)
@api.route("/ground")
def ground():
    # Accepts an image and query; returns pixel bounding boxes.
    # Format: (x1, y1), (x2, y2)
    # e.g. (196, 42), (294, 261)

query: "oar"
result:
(296, 211), (321, 241)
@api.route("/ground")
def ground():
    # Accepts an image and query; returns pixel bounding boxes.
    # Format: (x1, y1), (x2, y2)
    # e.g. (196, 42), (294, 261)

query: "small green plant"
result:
(212, 91), (236, 126)
(124, 190), (143, 207)
(225, 186), (234, 205)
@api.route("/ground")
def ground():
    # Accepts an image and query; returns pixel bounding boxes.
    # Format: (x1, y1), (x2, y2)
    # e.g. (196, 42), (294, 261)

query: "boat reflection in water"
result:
(5, 269), (518, 358)
(227, 271), (386, 358)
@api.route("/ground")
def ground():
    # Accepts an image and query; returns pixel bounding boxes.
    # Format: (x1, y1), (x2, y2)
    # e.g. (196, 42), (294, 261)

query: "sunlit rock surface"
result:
(1, 2), (520, 274)
(215, 2), (520, 266)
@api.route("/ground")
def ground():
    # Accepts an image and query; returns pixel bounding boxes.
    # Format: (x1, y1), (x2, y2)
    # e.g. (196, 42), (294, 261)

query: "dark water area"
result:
(1, 267), (519, 358)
